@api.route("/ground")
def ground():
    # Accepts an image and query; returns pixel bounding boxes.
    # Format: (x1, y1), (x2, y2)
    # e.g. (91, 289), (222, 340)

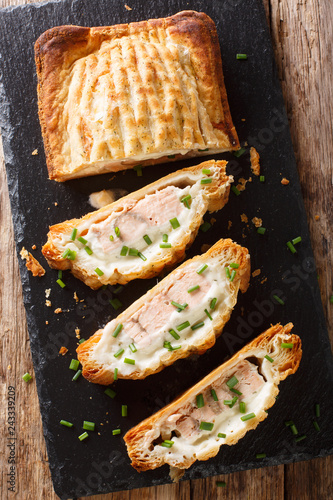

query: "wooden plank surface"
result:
(0, 0), (332, 499)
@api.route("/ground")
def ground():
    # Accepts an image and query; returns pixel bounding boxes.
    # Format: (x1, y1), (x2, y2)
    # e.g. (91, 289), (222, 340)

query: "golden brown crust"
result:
(123, 323), (302, 472)
(35, 11), (239, 181)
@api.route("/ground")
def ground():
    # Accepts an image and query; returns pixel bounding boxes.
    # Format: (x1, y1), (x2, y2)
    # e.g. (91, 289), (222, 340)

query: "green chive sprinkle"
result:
(138, 252), (147, 261)
(168, 154), (176, 159)
(122, 405), (128, 417)
(273, 295), (285, 305)
(202, 168), (211, 175)
(162, 234), (168, 242)
(200, 421), (214, 432)
(160, 243), (171, 248)
(161, 440), (174, 448)
(124, 358), (135, 365)
(210, 298), (217, 309)
(260, 176), (265, 182)
(241, 413), (256, 421)
(229, 262), (240, 269)
(95, 267), (104, 276)
(191, 321), (205, 331)
(115, 227), (120, 237)
(163, 341), (172, 350)
(224, 396), (238, 408)
(218, 433), (226, 438)
(225, 267), (231, 280)
(112, 429), (121, 435)
(200, 221), (211, 232)
(72, 369), (82, 381)
(313, 421), (320, 432)
(129, 248), (139, 256)
(114, 368), (118, 381)
(230, 270), (237, 282)
(281, 343), (293, 349)
(22, 372), (32, 382)
(198, 148), (209, 152)
(236, 53), (248, 60)
(112, 324), (123, 338)
(58, 270), (62, 279)
(129, 343), (137, 353)
(177, 321), (190, 332)
(196, 394), (205, 408)
(56, 278), (66, 288)
(290, 424), (298, 435)
(188, 285), (200, 293)
(60, 420), (73, 428)
(109, 298), (122, 310)
(61, 248), (72, 259)
(120, 246), (129, 256)
(113, 285), (124, 294)
(231, 185), (240, 196)
(201, 178), (213, 185)
(133, 165), (142, 176)
(230, 388), (242, 395)
(77, 236), (87, 245)
(285, 420), (294, 427)
(197, 264), (208, 274)
(239, 402), (246, 413)
(170, 217), (180, 229)
(171, 301), (187, 311)
(287, 241), (297, 254)
(257, 227), (266, 235)
(265, 354), (274, 363)
(292, 236), (302, 245)
(143, 234), (152, 245)
(70, 228), (77, 240)
(109, 235), (114, 241)
(78, 339), (86, 344)
(315, 403), (320, 418)
(226, 375), (239, 389)
(181, 194), (192, 209)
(211, 389), (218, 401)
(83, 421), (95, 431)
(256, 453), (266, 459)
(78, 432), (89, 441)
(69, 359), (80, 371)
(69, 250), (77, 260)
(216, 481), (226, 487)
(295, 435), (306, 443)
(104, 388), (116, 399)
(169, 329), (180, 340)
(84, 246), (93, 255)
(204, 309), (213, 321)
(114, 348), (124, 358)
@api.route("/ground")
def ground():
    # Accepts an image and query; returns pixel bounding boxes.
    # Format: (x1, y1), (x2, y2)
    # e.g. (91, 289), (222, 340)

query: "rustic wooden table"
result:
(0, 0), (332, 498)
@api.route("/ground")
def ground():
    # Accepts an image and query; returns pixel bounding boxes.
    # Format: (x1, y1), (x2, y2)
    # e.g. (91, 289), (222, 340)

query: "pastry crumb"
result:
(32, 244), (37, 250)
(124, 4), (132, 10)
(250, 147), (260, 176)
(45, 288), (51, 298)
(45, 321), (49, 325)
(315, 215), (320, 220)
(75, 327), (81, 339)
(20, 247), (45, 277)
(241, 118), (246, 122)
(252, 217), (263, 228)
(252, 269), (261, 278)
(236, 178), (249, 192)
(240, 213), (248, 223)
(74, 291), (80, 303)
(210, 217), (216, 225)
(201, 244), (212, 253)
(45, 300), (51, 307)
(54, 202), (58, 206)
(228, 220), (232, 230)
(31, 149), (38, 155)
(54, 308), (62, 314)
(59, 346), (68, 356)
(281, 178), (289, 185)
(261, 277), (268, 284)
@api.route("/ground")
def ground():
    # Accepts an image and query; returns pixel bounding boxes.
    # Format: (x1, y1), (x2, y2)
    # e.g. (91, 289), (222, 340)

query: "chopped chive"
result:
(162, 234), (168, 242)
(218, 433), (226, 439)
(115, 227), (120, 237)
(188, 285), (200, 293)
(143, 234), (152, 245)
(273, 295), (285, 305)
(313, 421), (320, 432)
(230, 270), (237, 282)
(216, 481), (226, 487)
(257, 227), (266, 235)
(72, 369), (82, 381)
(224, 396), (238, 408)
(290, 424), (298, 435)
(292, 236), (302, 245)
(70, 228), (77, 240)
(196, 394), (205, 408)
(78, 432), (89, 441)
(229, 262), (240, 269)
(315, 403), (320, 418)
(170, 217), (180, 229)
(109, 235), (114, 241)
(200, 178), (213, 184)
(84, 246), (93, 255)
(211, 389), (218, 401)
(83, 421), (95, 431)
(260, 176), (265, 182)
(62, 248), (71, 259)
(95, 267), (104, 276)
(231, 185), (240, 196)
(129, 343), (137, 353)
(287, 241), (297, 253)
(112, 429), (121, 435)
(104, 388), (116, 399)
(181, 194), (192, 209)
(169, 329), (180, 340)
(69, 359), (80, 371)
(68, 250), (76, 260)
(197, 264), (208, 274)
(210, 298), (217, 309)
(138, 252), (147, 261)
(112, 324), (123, 338)
(114, 348), (124, 358)
(236, 53), (248, 60)
(122, 405), (128, 417)
(285, 420), (294, 427)
(171, 301), (187, 311)
(200, 221), (211, 232)
(133, 165), (142, 176)
(239, 402), (246, 413)
(60, 420), (73, 428)
(78, 339), (86, 344)
(226, 375), (239, 389)
(124, 358), (135, 365)
(109, 298), (122, 310)
(265, 354), (274, 363)
(160, 243), (172, 248)
(113, 285), (124, 295)
(233, 148), (247, 158)
(168, 154), (176, 159)
(176, 321), (190, 332)
(295, 435), (307, 443)
(161, 440), (174, 448)
(225, 267), (231, 280)
(204, 309), (213, 321)
(191, 321), (205, 331)
(199, 421), (214, 431)
(129, 248), (139, 256)
(281, 342), (293, 349)
(114, 368), (118, 381)
(241, 413), (256, 421)
(101, 284), (107, 290)
(256, 453), (266, 459)
(198, 148), (209, 152)
(163, 341), (172, 350)
(230, 388), (242, 396)
(22, 372), (32, 382)
(58, 270), (63, 279)
(120, 246), (129, 256)
(77, 236), (87, 245)
(202, 168), (211, 175)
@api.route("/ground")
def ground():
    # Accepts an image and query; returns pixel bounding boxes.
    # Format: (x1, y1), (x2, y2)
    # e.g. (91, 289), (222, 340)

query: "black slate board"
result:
(0, 0), (332, 498)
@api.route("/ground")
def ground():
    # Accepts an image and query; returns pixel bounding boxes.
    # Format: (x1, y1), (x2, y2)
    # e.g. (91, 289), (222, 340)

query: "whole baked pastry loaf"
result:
(34, 10), (239, 181)
(76, 238), (250, 384)
(124, 323), (302, 473)
(42, 160), (232, 289)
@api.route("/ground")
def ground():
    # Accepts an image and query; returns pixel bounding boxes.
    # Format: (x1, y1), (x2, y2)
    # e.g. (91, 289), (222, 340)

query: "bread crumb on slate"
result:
(54, 202), (58, 206)
(252, 217), (263, 228)
(241, 118), (246, 121)
(75, 328), (81, 339)
(20, 247), (45, 277)
(281, 178), (290, 185)
(201, 244), (212, 253)
(250, 147), (260, 176)
(252, 269), (261, 278)
(54, 308), (62, 314)
(124, 4), (132, 10)
(228, 220), (232, 230)
(45, 288), (51, 298)
(74, 291), (80, 303)
(31, 149), (38, 155)
(210, 217), (216, 225)
(241, 213), (248, 223)
(59, 346), (68, 355)
(45, 321), (49, 325)
(45, 300), (51, 307)
(236, 178), (250, 192)
(315, 215), (320, 220)
(32, 244), (36, 250)
(261, 277), (268, 284)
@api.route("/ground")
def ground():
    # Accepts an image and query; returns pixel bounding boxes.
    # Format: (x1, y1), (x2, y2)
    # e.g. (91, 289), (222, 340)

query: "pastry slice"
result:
(42, 160), (232, 289)
(77, 239), (250, 384)
(123, 323), (301, 472)
(34, 10), (239, 181)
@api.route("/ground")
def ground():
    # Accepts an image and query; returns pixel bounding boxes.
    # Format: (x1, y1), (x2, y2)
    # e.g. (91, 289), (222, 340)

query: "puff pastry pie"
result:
(42, 160), (233, 289)
(35, 11), (239, 181)
(76, 239), (250, 384)
(124, 323), (302, 472)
